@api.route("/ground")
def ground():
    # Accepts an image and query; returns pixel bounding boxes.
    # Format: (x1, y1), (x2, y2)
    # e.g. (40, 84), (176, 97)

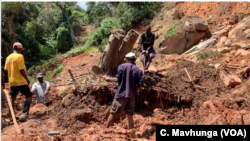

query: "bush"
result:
(52, 65), (65, 77)
(196, 52), (208, 60)
(42, 62), (50, 68)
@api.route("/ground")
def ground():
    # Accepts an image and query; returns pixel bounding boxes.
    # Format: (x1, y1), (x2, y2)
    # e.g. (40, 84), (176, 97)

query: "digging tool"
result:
(4, 92), (21, 134)
(184, 68), (196, 91)
(68, 69), (77, 87)
(48, 131), (60, 141)
(91, 65), (118, 86)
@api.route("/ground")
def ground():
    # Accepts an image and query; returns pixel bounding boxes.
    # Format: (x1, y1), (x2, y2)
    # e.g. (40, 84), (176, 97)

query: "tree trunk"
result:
(98, 32), (125, 76)
(61, 9), (78, 45)
(98, 29), (139, 76)
(117, 29), (139, 65)
(106, 3), (114, 17)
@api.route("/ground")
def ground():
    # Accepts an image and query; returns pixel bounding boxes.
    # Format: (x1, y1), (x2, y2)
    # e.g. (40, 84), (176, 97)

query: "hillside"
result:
(1, 2), (250, 141)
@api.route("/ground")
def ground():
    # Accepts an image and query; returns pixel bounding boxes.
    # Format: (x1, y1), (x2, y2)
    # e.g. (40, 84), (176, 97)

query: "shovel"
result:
(91, 65), (118, 86)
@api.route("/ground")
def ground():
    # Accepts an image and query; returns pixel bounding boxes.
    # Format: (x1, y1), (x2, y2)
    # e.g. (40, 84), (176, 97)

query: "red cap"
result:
(13, 42), (24, 50)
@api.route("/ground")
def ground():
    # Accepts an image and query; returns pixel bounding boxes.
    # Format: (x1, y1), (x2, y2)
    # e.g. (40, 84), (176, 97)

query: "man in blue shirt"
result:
(105, 52), (143, 136)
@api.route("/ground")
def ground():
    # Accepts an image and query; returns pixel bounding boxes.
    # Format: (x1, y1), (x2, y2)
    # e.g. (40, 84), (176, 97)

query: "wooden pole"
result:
(5, 92), (21, 134)
(68, 69), (77, 87)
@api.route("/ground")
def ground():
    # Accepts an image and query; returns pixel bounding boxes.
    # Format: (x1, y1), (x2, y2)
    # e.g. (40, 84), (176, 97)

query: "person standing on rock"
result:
(31, 73), (51, 107)
(104, 52), (143, 138)
(138, 25), (156, 73)
(4, 42), (35, 121)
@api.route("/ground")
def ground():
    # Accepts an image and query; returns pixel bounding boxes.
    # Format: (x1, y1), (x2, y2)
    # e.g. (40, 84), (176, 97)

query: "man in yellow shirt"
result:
(4, 42), (35, 121)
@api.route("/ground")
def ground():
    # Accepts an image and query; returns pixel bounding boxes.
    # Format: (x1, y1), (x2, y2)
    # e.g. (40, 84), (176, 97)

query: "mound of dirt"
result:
(144, 61), (227, 106)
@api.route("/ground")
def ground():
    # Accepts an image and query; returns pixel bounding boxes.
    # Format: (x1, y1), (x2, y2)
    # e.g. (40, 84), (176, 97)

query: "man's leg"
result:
(145, 51), (156, 71)
(19, 85), (36, 120)
(107, 98), (126, 128)
(106, 113), (115, 128)
(125, 98), (135, 138)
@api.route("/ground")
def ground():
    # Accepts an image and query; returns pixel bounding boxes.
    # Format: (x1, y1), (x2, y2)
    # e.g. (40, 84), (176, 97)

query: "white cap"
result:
(126, 52), (136, 58)
(124, 52), (136, 60)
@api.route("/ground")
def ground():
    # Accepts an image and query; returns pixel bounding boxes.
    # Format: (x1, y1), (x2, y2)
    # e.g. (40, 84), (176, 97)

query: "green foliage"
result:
(196, 52), (209, 60)
(58, 88), (66, 96)
(84, 18), (119, 52)
(164, 21), (180, 38)
(52, 65), (65, 77)
(42, 62), (50, 68)
(56, 27), (70, 53)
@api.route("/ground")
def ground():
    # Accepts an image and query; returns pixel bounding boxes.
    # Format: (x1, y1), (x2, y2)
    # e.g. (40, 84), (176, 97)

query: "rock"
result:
(90, 54), (93, 57)
(158, 16), (212, 54)
(220, 36), (228, 44)
(226, 111), (243, 125)
(231, 42), (250, 49)
(235, 49), (250, 56)
(183, 38), (217, 54)
(224, 39), (232, 47)
(212, 28), (229, 39)
(247, 33), (250, 39)
(62, 94), (75, 107)
(223, 57), (231, 63)
(218, 47), (230, 53)
(171, 8), (185, 19)
(214, 63), (221, 69)
(184, 21), (195, 32)
(228, 15), (250, 39)
(195, 20), (208, 31)
(243, 113), (250, 124)
(29, 104), (48, 116)
(220, 71), (241, 87)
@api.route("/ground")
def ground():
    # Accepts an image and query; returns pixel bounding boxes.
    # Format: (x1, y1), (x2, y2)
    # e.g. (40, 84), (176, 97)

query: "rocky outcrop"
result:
(158, 16), (212, 54)
(228, 16), (250, 39)
(171, 8), (185, 20)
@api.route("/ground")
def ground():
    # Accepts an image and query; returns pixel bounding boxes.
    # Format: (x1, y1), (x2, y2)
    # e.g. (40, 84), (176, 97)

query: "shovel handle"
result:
(184, 68), (192, 82)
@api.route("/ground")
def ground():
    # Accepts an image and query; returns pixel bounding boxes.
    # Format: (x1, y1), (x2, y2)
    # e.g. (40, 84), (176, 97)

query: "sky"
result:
(77, 2), (88, 11)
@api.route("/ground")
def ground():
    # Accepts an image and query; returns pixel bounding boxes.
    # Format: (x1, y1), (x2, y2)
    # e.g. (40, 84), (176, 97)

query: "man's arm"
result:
(1, 71), (5, 89)
(138, 33), (146, 53)
(136, 70), (144, 95)
(44, 83), (50, 95)
(105, 77), (118, 83)
(18, 55), (30, 85)
(20, 70), (30, 85)
(146, 34), (155, 52)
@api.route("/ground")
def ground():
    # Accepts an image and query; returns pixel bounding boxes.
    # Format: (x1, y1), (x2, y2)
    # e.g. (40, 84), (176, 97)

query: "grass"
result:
(196, 52), (209, 60)
(42, 62), (49, 68)
(58, 88), (66, 97)
(52, 65), (65, 77)
(196, 50), (223, 61)
(164, 21), (180, 38)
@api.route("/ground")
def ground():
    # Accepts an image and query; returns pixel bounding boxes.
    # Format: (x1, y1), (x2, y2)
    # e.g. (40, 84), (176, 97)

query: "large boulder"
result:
(158, 16), (212, 54)
(228, 16), (250, 39)
(195, 19), (208, 31)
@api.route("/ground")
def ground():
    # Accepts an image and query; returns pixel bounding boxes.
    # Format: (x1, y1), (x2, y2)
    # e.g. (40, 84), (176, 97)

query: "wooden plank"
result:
(5, 92), (21, 134)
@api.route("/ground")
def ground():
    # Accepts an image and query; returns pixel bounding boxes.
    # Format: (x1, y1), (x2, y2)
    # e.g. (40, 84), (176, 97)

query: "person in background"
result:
(4, 42), (35, 121)
(105, 52), (143, 138)
(31, 73), (51, 106)
(138, 25), (156, 73)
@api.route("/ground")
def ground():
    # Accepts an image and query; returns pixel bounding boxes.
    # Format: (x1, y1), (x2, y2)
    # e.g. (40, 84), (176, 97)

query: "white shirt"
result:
(31, 81), (50, 104)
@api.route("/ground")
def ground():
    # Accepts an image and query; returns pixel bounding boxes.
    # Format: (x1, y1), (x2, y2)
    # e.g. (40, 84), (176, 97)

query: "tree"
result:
(53, 2), (78, 45)
(1, 2), (22, 56)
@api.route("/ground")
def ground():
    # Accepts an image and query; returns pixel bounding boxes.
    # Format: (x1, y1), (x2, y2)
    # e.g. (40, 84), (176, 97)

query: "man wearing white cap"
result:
(104, 52), (143, 137)
(31, 73), (51, 106)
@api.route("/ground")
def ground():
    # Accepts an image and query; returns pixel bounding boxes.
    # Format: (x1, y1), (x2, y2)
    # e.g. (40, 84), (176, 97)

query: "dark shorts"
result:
(110, 98), (135, 115)
(141, 49), (156, 63)
(10, 85), (32, 97)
